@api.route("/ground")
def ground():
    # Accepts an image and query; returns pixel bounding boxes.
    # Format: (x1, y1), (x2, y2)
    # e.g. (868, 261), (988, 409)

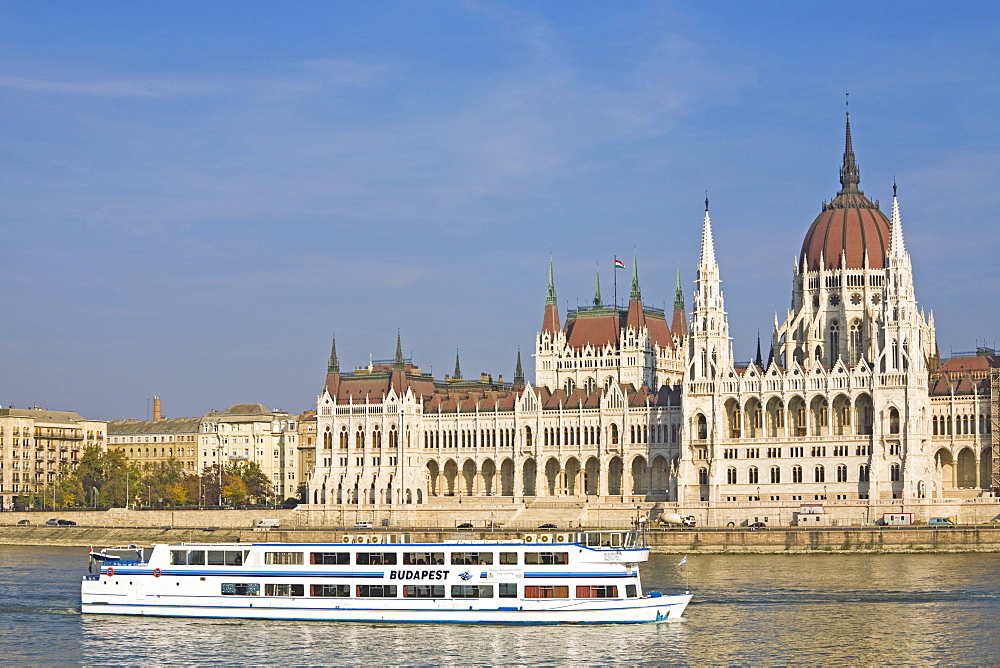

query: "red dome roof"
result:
(800, 191), (890, 271)
(799, 110), (890, 272)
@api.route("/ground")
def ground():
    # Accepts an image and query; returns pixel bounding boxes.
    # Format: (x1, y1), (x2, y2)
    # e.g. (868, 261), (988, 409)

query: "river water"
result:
(2, 545), (999, 665)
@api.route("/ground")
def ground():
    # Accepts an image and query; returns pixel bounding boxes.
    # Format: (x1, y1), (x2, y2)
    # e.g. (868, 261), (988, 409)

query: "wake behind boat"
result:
(80, 529), (691, 624)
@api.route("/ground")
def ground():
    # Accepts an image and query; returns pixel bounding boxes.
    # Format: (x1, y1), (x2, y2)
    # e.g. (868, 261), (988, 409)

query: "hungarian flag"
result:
(614, 259), (625, 269)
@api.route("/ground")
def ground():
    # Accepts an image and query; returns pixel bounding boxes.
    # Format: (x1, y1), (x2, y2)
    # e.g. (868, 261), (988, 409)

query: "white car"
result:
(353, 520), (373, 529)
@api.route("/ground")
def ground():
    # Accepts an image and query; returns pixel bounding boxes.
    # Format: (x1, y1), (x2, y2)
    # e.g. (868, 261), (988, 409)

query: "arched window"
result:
(836, 464), (848, 482)
(829, 320), (840, 364)
(610, 424), (619, 445)
(792, 465), (803, 483)
(770, 466), (781, 484)
(890, 463), (900, 481)
(849, 319), (863, 364)
(859, 464), (869, 482)
(814, 465), (825, 483)
(727, 467), (737, 484)
(698, 468), (708, 485)
(696, 414), (707, 440)
(889, 408), (900, 434)
(748, 466), (759, 484)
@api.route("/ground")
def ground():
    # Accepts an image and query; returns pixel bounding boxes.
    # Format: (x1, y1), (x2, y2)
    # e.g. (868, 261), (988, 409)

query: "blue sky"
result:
(2, 1), (998, 421)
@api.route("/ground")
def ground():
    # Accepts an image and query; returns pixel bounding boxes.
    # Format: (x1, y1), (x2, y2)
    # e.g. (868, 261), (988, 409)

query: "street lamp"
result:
(823, 485), (827, 500)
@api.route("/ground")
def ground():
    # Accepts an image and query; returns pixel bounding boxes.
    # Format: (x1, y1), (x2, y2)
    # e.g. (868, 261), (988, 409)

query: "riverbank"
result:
(4, 524), (1000, 554)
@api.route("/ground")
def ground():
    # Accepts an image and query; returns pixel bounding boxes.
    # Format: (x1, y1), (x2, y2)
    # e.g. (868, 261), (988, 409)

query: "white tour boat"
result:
(80, 529), (691, 624)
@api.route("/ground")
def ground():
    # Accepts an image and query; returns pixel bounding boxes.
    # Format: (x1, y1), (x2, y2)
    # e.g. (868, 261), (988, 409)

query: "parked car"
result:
(45, 518), (59, 526)
(538, 523), (557, 529)
(57, 519), (77, 526)
(456, 522), (473, 529)
(928, 516), (957, 526)
(16, 519), (30, 525)
(748, 522), (767, 531)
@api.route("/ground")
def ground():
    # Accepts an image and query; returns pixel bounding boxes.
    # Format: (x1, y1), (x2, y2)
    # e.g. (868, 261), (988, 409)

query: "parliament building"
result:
(305, 113), (999, 521)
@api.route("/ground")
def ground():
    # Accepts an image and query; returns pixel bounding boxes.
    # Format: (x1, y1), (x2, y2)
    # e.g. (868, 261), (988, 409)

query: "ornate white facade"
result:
(306, 114), (996, 512)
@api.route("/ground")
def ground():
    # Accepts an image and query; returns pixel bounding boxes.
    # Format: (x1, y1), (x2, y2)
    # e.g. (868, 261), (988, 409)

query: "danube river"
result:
(3, 545), (999, 664)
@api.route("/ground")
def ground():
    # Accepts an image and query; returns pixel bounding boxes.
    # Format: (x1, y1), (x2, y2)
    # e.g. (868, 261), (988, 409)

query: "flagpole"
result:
(613, 255), (618, 308)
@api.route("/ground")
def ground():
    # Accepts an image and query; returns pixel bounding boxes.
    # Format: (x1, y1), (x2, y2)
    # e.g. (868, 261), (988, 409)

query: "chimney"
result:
(153, 396), (162, 420)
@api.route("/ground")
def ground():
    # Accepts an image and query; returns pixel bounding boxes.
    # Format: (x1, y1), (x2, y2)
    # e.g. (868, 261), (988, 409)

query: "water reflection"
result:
(4, 545), (997, 665)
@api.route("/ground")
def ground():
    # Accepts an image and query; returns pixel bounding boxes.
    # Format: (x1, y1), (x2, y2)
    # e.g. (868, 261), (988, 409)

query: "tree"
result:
(222, 476), (248, 506)
(165, 481), (188, 506)
(225, 461), (271, 505)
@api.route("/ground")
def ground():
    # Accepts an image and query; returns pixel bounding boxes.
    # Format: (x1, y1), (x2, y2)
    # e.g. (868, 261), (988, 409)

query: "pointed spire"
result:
(393, 331), (404, 370)
(700, 196), (717, 268)
(629, 251), (641, 301)
(671, 264), (688, 339)
(889, 179), (908, 259)
(673, 265), (685, 310)
(327, 334), (339, 374)
(541, 258), (561, 335)
(453, 349), (462, 380)
(839, 96), (861, 194)
(546, 256), (557, 306)
(755, 332), (764, 368)
(514, 349), (525, 387)
(593, 262), (602, 307)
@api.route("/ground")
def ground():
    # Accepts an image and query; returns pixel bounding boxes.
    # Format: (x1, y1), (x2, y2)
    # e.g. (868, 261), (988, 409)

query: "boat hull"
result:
(80, 593), (691, 624)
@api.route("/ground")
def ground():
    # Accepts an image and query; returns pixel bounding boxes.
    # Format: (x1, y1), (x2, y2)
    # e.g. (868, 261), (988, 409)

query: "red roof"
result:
(800, 190), (890, 271)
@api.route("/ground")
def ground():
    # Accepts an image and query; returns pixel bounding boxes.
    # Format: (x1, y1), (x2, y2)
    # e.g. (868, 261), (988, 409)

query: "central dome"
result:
(799, 114), (891, 272)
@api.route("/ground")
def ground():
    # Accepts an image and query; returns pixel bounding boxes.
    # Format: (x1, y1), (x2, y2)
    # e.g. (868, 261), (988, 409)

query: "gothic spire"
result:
(629, 251), (641, 301)
(393, 331), (404, 370)
(327, 334), (339, 374)
(513, 349), (525, 387)
(839, 98), (861, 194)
(541, 258), (561, 335)
(453, 350), (462, 380)
(889, 179), (908, 260)
(673, 265), (684, 310)
(755, 331), (764, 368)
(546, 256), (557, 306)
(593, 263), (602, 307)
(700, 196), (718, 269)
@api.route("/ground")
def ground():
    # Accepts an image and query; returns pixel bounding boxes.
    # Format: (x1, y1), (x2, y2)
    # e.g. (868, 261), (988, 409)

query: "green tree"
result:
(225, 461), (272, 505)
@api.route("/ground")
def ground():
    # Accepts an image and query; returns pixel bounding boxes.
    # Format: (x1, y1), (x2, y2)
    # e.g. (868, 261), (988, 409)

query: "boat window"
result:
(498, 583), (518, 598)
(450, 552), (494, 565)
(576, 585), (618, 599)
(402, 552), (444, 566)
(264, 552), (303, 565)
(626, 584), (637, 598)
(357, 584), (397, 598)
(171, 549), (206, 565)
(499, 552), (518, 565)
(310, 584), (349, 597)
(523, 585), (569, 599)
(452, 584), (493, 599)
(221, 583), (259, 596)
(524, 552), (569, 565)
(356, 552), (397, 565)
(310, 552), (350, 565)
(265, 583), (304, 597)
(208, 550), (245, 566)
(403, 585), (445, 598)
